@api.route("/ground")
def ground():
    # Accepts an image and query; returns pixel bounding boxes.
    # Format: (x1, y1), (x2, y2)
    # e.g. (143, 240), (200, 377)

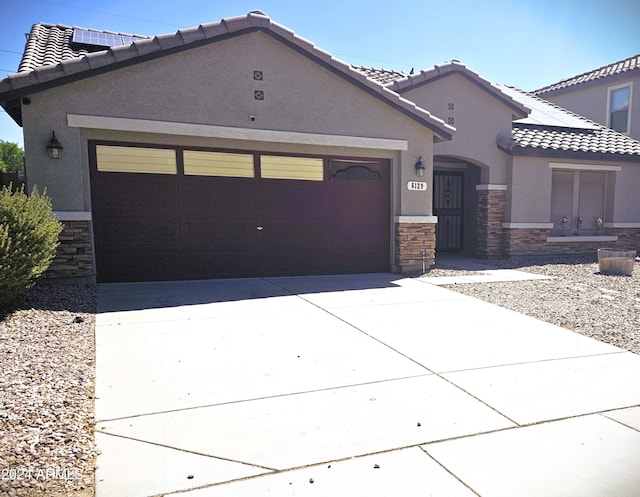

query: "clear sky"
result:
(1, 0), (639, 147)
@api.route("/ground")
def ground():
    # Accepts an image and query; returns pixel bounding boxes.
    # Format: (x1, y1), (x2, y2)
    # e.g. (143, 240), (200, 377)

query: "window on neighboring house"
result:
(608, 84), (631, 133)
(550, 168), (611, 235)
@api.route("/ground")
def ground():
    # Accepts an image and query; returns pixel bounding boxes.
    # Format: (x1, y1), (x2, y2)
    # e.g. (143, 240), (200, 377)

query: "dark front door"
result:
(433, 171), (464, 252)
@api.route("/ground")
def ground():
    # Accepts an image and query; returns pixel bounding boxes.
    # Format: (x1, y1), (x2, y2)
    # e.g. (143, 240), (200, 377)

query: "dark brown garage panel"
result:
(89, 142), (390, 282)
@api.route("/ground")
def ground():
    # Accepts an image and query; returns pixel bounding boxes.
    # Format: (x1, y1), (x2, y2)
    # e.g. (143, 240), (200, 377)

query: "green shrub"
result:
(0, 185), (63, 305)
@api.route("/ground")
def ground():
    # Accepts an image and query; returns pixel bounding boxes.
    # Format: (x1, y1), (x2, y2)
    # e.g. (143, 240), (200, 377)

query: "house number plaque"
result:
(407, 181), (428, 191)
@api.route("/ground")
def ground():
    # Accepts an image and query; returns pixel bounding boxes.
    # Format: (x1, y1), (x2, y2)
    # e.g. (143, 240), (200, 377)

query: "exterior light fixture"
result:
(414, 156), (425, 177)
(46, 131), (63, 159)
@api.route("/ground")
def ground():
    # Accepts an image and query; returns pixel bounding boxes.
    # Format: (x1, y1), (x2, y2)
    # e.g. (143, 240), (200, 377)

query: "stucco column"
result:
(476, 184), (506, 258)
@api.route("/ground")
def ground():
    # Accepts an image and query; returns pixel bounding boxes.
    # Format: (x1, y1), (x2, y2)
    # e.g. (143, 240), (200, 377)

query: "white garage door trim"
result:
(67, 114), (408, 151)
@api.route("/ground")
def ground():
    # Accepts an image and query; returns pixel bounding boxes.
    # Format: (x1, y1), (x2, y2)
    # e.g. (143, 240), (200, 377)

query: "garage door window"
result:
(260, 156), (324, 181)
(96, 145), (177, 174)
(330, 160), (384, 181)
(184, 150), (254, 178)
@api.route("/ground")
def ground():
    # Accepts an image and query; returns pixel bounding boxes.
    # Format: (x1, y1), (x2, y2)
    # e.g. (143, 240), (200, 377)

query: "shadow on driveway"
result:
(97, 273), (407, 313)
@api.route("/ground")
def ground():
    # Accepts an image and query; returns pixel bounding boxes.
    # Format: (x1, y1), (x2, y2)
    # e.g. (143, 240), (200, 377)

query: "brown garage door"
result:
(89, 142), (390, 283)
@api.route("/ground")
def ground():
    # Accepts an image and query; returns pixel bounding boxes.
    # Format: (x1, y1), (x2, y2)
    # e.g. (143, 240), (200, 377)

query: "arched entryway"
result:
(433, 157), (483, 256)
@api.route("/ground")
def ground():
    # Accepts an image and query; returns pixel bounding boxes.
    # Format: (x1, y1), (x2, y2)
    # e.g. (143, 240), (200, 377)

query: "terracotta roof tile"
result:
(0, 12), (454, 141)
(17, 23), (149, 73)
(384, 61), (531, 119)
(110, 43), (139, 63)
(177, 26), (205, 45)
(533, 53), (640, 95)
(351, 65), (407, 84)
(155, 32), (184, 51)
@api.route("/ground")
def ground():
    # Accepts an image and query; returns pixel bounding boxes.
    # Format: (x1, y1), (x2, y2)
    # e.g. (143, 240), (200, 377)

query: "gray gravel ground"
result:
(423, 254), (640, 355)
(0, 284), (96, 497)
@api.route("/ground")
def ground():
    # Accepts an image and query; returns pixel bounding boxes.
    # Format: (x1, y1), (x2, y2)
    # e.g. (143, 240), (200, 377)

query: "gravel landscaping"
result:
(0, 284), (96, 497)
(423, 254), (640, 355)
(0, 255), (637, 495)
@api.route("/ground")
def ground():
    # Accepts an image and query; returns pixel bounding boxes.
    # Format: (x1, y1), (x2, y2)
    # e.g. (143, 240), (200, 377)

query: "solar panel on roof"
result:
(499, 85), (599, 130)
(72, 28), (146, 48)
(120, 35), (141, 45)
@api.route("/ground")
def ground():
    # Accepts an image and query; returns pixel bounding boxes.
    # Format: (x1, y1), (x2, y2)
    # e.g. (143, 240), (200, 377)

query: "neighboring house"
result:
(0, 12), (639, 283)
(533, 54), (640, 141)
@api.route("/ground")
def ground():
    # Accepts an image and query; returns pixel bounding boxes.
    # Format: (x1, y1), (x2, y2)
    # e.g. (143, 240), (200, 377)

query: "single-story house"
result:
(1, 11), (639, 283)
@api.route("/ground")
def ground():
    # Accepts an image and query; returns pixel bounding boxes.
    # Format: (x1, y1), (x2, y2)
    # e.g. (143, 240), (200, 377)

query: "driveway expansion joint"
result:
(94, 274), (640, 496)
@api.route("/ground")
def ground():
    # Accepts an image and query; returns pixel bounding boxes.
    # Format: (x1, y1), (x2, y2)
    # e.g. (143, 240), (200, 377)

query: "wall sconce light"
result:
(46, 131), (63, 159)
(414, 156), (425, 177)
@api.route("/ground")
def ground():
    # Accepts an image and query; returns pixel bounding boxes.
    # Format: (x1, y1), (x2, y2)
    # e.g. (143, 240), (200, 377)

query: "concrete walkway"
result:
(422, 254), (555, 285)
(94, 273), (640, 497)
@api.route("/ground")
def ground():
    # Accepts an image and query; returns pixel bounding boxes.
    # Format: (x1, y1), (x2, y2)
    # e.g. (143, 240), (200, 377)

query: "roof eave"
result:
(0, 98), (22, 126)
(258, 30), (454, 141)
(534, 65), (640, 97)
(499, 144), (640, 163)
(0, 13), (455, 141)
(388, 62), (530, 120)
(0, 24), (258, 100)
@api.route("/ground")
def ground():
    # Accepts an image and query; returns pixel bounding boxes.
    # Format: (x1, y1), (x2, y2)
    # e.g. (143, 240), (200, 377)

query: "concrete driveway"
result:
(94, 273), (640, 497)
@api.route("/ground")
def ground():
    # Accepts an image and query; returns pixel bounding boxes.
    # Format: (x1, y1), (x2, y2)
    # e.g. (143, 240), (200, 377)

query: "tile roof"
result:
(498, 85), (599, 130)
(351, 65), (407, 84)
(353, 63), (640, 159)
(0, 12), (454, 141)
(533, 53), (640, 96)
(17, 23), (149, 73)
(497, 87), (640, 160)
(384, 61), (531, 119)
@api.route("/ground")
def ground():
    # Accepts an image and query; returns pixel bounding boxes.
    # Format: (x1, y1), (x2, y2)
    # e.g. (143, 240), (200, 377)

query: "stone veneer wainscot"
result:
(394, 217), (436, 272)
(476, 185), (506, 258)
(44, 212), (94, 280)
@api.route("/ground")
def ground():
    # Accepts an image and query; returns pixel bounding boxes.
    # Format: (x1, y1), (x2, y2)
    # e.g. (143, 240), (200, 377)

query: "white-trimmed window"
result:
(607, 83), (632, 133)
(549, 163), (619, 235)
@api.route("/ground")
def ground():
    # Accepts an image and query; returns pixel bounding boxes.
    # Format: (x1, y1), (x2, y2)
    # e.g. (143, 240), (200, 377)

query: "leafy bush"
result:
(0, 185), (62, 305)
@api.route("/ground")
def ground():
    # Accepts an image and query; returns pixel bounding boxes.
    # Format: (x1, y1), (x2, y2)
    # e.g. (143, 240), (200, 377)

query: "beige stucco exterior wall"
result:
(610, 159), (640, 222)
(507, 156), (552, 223)
(543, 75), (640, 141)
(506, 155), (640, 225)
(20, 30), (436, 218)
(399, 73), (514, 184)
